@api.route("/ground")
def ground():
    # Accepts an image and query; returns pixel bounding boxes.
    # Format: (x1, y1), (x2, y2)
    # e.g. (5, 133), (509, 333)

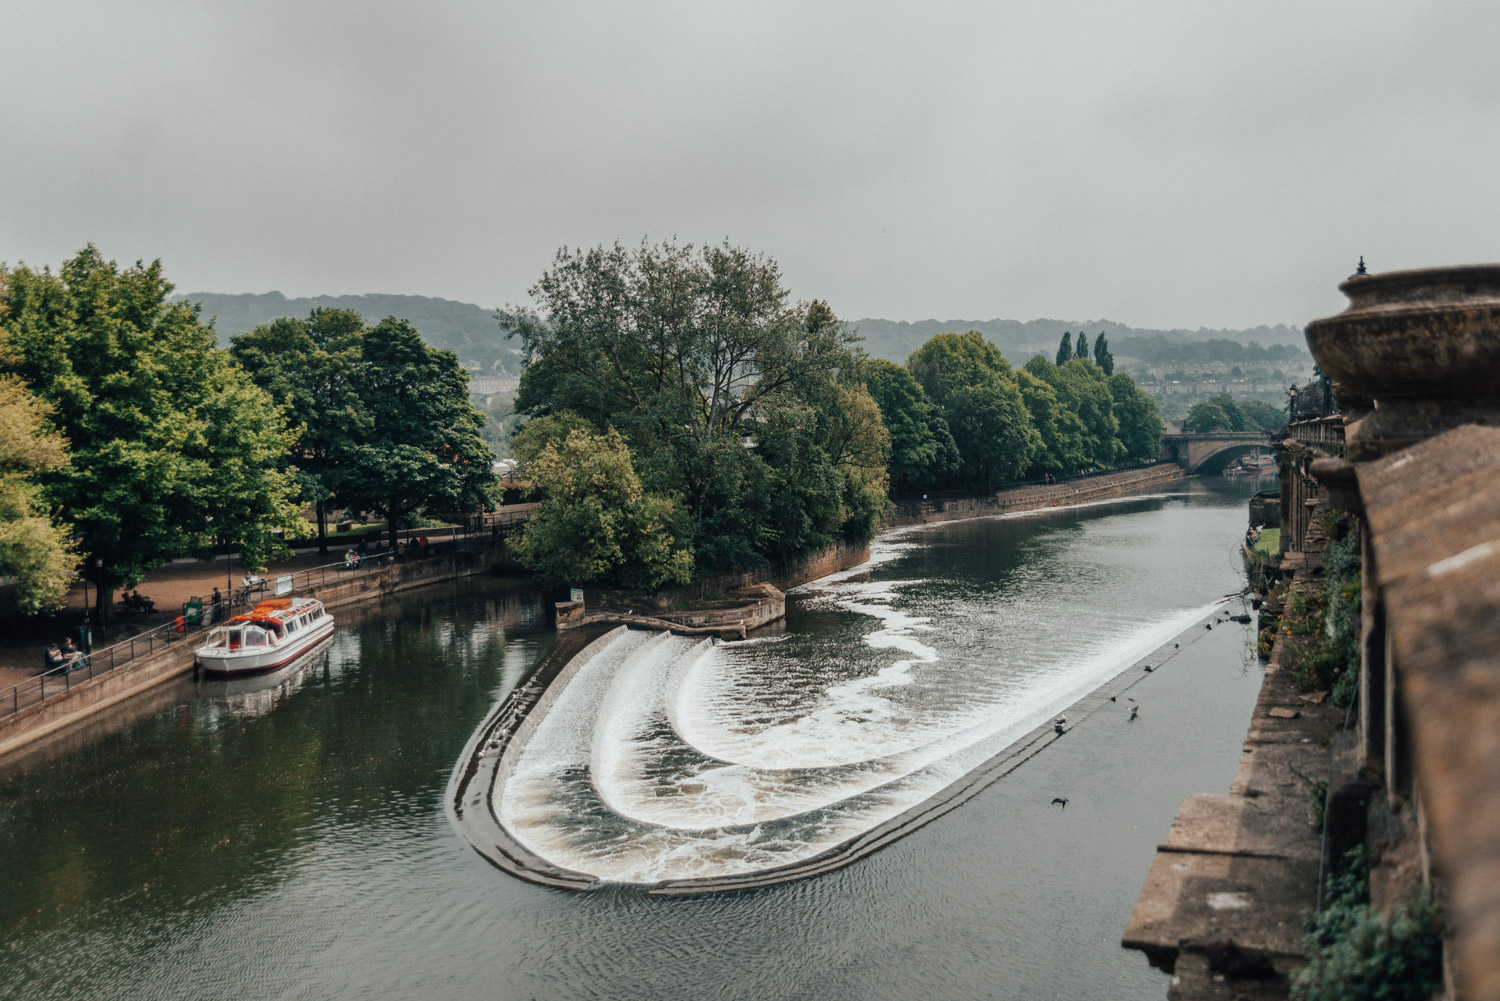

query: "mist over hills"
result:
(177, 290), (1309, 373)
(178, 291), (523, 373)
(850, 317), (1309, 366)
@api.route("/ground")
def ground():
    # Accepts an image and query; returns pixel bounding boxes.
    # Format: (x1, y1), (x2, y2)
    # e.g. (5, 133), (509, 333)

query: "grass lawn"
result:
(1252, 528), (1280, 556)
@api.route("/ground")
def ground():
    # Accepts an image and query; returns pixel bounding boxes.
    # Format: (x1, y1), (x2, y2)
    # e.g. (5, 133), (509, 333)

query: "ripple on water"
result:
(491, 538), (1230, 884)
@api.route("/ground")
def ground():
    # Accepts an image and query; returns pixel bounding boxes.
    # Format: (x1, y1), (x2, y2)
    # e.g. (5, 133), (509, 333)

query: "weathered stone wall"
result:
(584, 538), (871, 614)
(885, 463), (1186, 528)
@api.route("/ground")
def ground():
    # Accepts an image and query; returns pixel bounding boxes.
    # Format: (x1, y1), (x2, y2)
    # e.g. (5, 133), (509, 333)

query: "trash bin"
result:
(183, 598), (203, 626)
(76, 624), (92, 652)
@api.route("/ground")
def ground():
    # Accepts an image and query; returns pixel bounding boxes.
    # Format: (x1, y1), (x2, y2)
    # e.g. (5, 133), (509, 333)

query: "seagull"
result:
(1109, 694), (1117, 702)
(1143, 665), (1154, 673)
(1130, 705), (1140, 721)
(1206, 623), (1213, 630)
(1054, 715), (1067, 724)
(1051, 797), (1069, 808)
(1174, 642), (1180, 648)
(1053, 723), (1066, 735)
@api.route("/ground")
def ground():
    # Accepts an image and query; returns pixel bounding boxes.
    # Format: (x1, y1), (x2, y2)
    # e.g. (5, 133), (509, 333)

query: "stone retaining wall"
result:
(0, 544), (507, 760)
(885, 464), (1186, 528)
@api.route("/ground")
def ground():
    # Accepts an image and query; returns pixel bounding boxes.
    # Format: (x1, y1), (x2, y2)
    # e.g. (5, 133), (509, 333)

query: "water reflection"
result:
(0, 485), (1267, 1001)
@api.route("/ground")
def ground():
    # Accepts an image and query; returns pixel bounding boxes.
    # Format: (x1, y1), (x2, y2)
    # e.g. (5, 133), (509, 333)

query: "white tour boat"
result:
(195, 596), (336, 676)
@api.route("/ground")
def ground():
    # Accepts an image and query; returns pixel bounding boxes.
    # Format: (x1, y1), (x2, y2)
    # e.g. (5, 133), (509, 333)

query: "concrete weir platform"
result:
(450, 600), (1255, 898)
(1121, 625), (1345, 997)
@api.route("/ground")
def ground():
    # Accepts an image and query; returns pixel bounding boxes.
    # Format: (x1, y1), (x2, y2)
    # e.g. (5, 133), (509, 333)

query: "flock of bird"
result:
(1047, 610), (1242, 810)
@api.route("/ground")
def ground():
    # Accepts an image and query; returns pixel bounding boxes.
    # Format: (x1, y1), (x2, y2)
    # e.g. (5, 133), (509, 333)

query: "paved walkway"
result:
(0, 550), (350, 685)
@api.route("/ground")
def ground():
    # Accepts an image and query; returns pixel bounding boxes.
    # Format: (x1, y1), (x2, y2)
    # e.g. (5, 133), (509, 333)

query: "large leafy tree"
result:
(1017, 362), (1088, 476)
(512, 428), (693, 590)
(503, 239), (877, 573)
(0, 374), (79, 612)
(1092, 332), (1114, 376)
(1035, 357), (1121, 466)
(0, 246), (302, 623)
(230, 308), (368, 551)
(1184, 400), (1235, 433)
(338, 318), (495, 549)
(863, 359), (958, 493)
(1107, 372), (1162, 458)
(907, 332), (1038, 487)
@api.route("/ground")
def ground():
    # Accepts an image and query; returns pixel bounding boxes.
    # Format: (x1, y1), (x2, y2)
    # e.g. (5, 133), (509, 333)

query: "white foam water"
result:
(493, 583), (1225, 883)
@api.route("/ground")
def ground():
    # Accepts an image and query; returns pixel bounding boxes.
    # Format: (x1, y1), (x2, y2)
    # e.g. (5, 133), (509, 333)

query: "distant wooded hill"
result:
(178, 290), (1308, 374)
(177, 291), (523, 373)
(851, 317), (1309, 366)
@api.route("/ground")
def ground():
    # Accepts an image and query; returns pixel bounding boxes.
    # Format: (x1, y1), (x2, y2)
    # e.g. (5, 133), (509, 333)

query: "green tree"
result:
(0, 374), (80, 612)
(512, 428), (694, 590)
(1237, 398), (1286, 431)
(230, 309), (368, 552)
(907, 333), (1038, 487)
(863, 359), (959, 492)
(1055, 332), (1074, 365)
(1018, 362), (1087, 476)
(1035, 357), (1121, 466)
(1075, 330), (1088, 361)
(1107, 372), (1162, 458)
(1183, 400), (1235, 432)
(338, 318), (495, 549)
(1, 246), (302, 623)
(1092, 332), (1114, 376)
(502, 240), (876, 574)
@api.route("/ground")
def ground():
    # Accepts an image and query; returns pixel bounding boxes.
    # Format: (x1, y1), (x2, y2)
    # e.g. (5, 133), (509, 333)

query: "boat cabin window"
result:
(243, 627), (268, 647)
(286, 619), (299, 633)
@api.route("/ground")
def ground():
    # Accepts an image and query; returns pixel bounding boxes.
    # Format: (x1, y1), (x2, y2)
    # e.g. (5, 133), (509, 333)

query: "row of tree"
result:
(868, 333), (1159, 495)
(1182, 392), (1286, 433)
(502, 240), (1163, 590)
(0, 247), (493, 622)
(1055, 330), (1114, 374)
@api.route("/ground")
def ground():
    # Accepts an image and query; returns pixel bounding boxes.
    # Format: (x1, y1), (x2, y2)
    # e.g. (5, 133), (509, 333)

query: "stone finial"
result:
(1354, 256), (1368, 276)
(1305, 263), (1500, 460)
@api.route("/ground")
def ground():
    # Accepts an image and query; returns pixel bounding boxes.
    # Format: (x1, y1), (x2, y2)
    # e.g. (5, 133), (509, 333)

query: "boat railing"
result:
(2, 522), (489, 720)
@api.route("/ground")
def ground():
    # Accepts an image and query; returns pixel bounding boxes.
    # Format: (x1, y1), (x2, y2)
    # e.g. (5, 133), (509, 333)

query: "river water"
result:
(0, 476), (1270, 1001)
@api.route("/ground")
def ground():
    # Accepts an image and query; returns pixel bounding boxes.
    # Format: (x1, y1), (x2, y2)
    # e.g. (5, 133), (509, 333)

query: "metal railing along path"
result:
(0, 521), (515, 721)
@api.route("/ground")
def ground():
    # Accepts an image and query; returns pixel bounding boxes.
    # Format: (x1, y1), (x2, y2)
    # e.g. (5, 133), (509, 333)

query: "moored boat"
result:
(195, 596), (336, 676)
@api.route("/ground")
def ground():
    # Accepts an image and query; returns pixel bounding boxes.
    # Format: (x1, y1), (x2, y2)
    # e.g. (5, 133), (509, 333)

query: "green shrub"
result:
(1293, 848), (1444, 1001)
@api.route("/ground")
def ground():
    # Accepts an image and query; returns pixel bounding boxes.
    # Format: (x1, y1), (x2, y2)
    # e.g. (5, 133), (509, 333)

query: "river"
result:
(0, 476), (1270, 1001)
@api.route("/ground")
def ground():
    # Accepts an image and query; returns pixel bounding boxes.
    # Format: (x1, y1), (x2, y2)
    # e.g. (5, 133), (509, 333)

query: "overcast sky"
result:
(3, 0), (1497, 330)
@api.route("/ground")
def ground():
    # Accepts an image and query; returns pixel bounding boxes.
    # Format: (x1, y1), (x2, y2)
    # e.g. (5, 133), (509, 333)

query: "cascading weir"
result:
(448, 541), (1225, 896)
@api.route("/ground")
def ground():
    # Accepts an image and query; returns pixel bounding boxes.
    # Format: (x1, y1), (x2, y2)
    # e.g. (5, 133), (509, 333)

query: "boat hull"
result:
(195, 618), (337, 677)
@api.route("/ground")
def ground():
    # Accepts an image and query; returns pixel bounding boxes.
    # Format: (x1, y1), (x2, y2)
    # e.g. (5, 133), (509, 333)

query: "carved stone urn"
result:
(1305, 264), (1500, 460)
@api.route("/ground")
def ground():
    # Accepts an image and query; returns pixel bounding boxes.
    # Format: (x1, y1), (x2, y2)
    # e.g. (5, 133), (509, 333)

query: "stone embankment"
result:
(1123, 500), (1345, 998)
(0, 545), (505, 759)
(884, 463), (1186, 528)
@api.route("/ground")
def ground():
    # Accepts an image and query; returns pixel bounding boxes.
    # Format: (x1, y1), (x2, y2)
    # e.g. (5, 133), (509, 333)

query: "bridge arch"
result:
(1160, 432), (1274, 474)
(1189, 442), (1277, 475)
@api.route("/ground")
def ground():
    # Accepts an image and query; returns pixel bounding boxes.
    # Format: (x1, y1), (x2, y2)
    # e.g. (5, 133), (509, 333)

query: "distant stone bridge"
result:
(1160, 431), (1275, 474)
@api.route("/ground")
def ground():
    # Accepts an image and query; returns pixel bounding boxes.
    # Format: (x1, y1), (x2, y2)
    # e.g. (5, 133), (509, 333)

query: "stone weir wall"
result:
(0, 544), (508, 760)
(884, 463), (1187, 528)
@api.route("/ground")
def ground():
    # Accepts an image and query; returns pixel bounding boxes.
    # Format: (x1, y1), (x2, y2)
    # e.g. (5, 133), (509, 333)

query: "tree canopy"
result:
(502, 239), (886, 580)
(233, 311), (496, 550)
(230, 308), (367, 550)
(1, 246), (302, 616)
